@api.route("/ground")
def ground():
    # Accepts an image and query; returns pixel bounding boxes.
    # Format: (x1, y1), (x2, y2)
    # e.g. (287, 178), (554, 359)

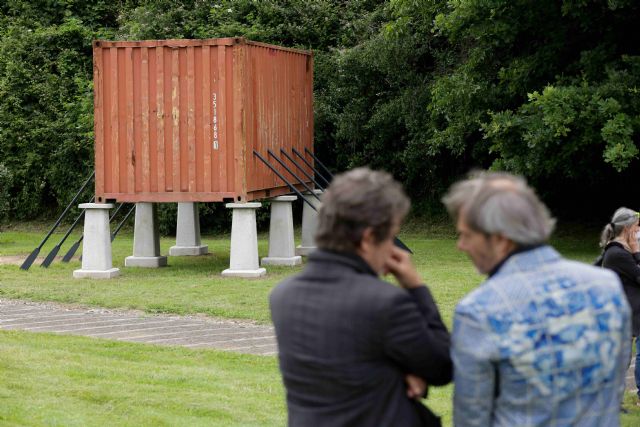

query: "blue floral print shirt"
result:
(452, 246), (631, 427)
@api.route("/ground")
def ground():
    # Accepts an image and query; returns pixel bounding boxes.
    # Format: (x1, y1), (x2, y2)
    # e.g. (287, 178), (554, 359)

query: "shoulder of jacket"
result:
(604, 243), (628, 256)
(270, 275), (301, 297)
(562, 257), (613, 271)
(455, 284), (493, 318)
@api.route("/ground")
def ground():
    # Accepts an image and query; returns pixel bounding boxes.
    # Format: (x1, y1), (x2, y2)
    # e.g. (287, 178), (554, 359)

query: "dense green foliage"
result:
(0, 1), (124, 220)
(0, 0), (639, 226)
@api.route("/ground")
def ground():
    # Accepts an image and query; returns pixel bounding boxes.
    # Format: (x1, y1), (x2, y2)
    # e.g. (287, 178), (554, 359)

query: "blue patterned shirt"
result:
(452, 246), (631, 427)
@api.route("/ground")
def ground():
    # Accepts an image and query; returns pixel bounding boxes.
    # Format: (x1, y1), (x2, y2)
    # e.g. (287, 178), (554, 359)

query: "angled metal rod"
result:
(41, 197), (95, 268)
(109, 203), (127, 223)
(61, 237), (82, 263)
(267, 149), (320, 201)
(253, 150), (319, 212)
(280, 148), (324, 190)
(301, 148), (410, 252)
(62, 202), (126, 262)
(304, 147), (334, 180)
(392, 237), (412, 253)
(292, 147), (330, 187)
(258, 151), (411, 253)
(21, 170), (95, 270)
(111, 204), (136, 242)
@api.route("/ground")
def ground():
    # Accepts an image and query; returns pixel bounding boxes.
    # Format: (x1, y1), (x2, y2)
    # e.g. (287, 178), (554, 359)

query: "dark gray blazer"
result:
(270, 250), (452, 427)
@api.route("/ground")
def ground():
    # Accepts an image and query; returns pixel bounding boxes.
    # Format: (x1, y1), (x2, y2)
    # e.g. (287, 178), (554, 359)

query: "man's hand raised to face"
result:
(384, 246), (423, 289)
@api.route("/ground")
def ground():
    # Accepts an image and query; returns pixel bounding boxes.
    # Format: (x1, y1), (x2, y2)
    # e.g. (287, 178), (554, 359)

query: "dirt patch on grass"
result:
(0, 255), (68, 265)
(0, 255), (31, 265)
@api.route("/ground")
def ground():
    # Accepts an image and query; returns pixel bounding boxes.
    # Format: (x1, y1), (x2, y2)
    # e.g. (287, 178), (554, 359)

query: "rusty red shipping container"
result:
(92, 37), (314, 203)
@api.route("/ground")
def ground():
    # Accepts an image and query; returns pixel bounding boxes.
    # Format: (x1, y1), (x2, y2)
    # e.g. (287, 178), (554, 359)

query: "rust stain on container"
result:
(93, 38), (314, 203)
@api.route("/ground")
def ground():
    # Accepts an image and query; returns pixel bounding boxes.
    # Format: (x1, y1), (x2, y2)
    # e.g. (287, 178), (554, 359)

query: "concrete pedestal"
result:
(262, 196), (302, 266)
(125, 203), (167, 268)
(169, 202), (208, 256)
(222, 202), (266, 278)
(296, 190), (323, 256)
(74, 203), (120, 279)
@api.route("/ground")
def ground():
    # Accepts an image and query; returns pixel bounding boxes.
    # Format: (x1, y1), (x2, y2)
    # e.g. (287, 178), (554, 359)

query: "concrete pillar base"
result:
(295, 246), (316, 257)
(128, 203), (166, 268)
(170, 202), (208, 256)
(262, 195), (299, 267)
(125, 256), (168, 268)
(73, 268), (120, 279)
(262, 256), (302, 266)
(224, 202), (264, 277)
(296, 190), (323, 256)
(74, 203), (119, 280)
(169, 245), (208, 256)
(221, 267), (267, 278)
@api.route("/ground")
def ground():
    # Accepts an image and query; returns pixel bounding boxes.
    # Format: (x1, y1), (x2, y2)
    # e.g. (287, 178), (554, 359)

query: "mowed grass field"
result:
(1, 223), (639, 425)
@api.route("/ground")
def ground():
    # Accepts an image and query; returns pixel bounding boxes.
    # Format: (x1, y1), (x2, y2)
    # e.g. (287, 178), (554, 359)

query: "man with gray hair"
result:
(270, 167), (452, 426)
(443, 171), (631, 426)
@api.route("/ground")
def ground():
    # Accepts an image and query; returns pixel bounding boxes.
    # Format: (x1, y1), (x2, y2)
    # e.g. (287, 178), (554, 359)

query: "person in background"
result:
(599, 207), (640, 408)
(270, 167), (452, 427)
(443, 171), (631, 426)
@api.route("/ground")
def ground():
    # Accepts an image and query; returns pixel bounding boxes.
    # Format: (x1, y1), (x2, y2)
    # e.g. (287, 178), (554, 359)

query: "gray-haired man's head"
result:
(442, 171), (555, 274)
(315, 167), (410, 254)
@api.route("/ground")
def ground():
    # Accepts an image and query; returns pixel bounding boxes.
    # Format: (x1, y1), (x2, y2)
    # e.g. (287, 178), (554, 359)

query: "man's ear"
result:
(491, 234), (517, 257)
(358, 227), (376, 254)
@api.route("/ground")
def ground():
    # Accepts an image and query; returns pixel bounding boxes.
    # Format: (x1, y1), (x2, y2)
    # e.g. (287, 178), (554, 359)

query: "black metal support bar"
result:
(109, 203), (126, 223)
(61, 236), (82, 263)
(292, 148), (330, 187)
(392, 237), (411, 253)
(253, 150), (319, 212)
(41, 197), (95, 268)
(303, 149), (410, 253)
(304, 147), (334, 180)
(267, 149), (320, 201)
(111, 204), (136, 242)
(280, 148), (324, 190)
(260, 150), (411, 253)
(21, 170), (95, 270)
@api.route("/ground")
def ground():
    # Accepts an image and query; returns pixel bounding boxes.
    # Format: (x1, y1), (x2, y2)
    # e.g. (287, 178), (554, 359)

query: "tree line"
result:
(1, 0), (639, 229)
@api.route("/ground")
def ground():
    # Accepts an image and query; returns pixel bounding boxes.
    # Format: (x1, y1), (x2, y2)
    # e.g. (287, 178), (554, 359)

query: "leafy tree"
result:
(0, 1), (128, 219)
(320, 0), (466, 209)
(430, 0), (640, 214)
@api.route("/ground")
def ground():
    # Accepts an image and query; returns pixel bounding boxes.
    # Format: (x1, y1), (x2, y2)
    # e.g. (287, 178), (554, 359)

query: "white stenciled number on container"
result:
(212, 92), (219, 150)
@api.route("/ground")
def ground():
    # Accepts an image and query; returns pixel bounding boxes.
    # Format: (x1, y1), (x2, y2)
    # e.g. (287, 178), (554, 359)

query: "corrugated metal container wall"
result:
(93, 38), (313, 203)
(244, 43), (314, 200)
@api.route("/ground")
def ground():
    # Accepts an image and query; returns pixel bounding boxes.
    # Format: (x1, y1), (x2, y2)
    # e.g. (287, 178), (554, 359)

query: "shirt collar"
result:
(488, 244), (545, 278)
(605, 241), (626, 251)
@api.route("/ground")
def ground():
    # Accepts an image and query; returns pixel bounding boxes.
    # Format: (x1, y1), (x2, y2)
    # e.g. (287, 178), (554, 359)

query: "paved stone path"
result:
(0, 299), (276, 356)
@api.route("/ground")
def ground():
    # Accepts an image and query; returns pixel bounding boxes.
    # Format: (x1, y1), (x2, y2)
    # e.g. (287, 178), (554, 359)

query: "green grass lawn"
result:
(0, 224), (605, 326)
(0, 330), (285, 426)
(1, 228), (489, 326)
(1, 225), (639, 425)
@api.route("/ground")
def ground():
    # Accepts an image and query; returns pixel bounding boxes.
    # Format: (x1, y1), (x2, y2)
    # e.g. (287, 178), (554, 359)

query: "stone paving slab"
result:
(0, 299), (276, 356)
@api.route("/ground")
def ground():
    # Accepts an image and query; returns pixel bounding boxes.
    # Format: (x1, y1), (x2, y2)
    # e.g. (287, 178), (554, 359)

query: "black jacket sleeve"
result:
(382, 285), (452, 386)
(604, 247), (640, 286)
